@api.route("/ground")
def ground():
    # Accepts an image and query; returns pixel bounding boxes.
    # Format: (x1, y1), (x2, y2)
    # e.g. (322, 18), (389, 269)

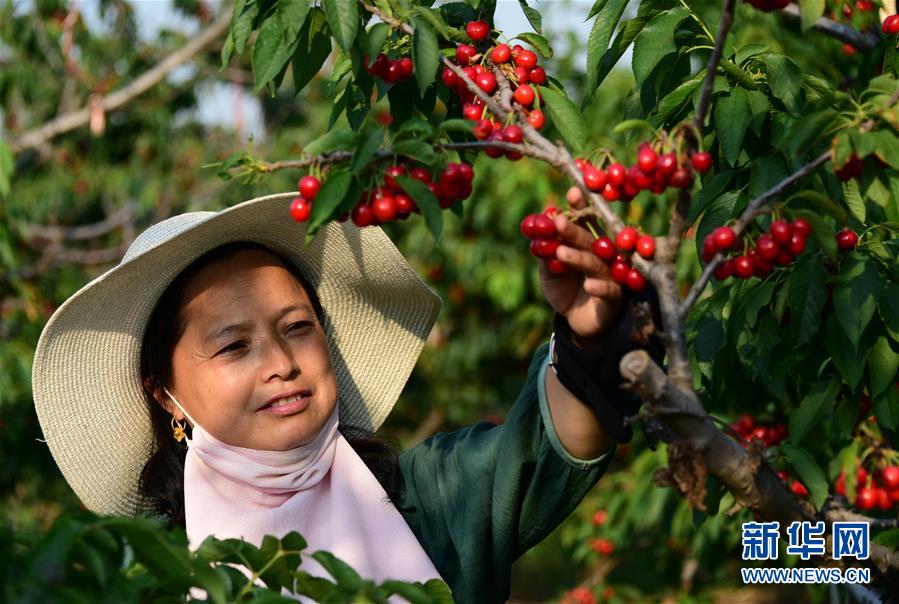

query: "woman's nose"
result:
(263, 336), (299, 380)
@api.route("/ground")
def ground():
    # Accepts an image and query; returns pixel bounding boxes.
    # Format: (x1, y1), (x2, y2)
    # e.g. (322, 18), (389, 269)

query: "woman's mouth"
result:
(258, 391), (312, 416)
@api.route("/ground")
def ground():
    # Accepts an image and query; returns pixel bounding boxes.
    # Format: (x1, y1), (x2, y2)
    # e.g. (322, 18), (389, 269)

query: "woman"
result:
(32, 189), (663, 602)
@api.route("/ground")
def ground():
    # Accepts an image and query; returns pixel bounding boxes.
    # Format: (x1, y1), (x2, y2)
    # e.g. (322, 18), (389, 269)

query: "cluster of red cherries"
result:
(701, 218), (810, 281)
(592, 227), (655, 292)
(729, 413), (789, 449)
(365, 53), (414, 84)
(744, 0), (789, 11)
(576, 143), (712, 202)
(836, 464), (899, 511)
(775, 470), (811, 498)
(519, 207), (569, 275)
(835, 153), (864, 181)
(289, 162), (474, 227)
(439, 19), (548, 159)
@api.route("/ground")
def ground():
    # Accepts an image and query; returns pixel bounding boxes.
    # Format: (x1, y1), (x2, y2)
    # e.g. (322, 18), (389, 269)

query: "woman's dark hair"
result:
(138, 241), (404, 528)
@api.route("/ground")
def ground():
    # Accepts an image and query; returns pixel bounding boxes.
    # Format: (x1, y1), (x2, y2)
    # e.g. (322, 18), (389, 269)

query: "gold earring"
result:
(171, 416), (187, 443)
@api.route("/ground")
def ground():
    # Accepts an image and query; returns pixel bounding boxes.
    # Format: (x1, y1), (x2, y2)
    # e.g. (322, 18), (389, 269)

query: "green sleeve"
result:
(395, 342), (616, 604)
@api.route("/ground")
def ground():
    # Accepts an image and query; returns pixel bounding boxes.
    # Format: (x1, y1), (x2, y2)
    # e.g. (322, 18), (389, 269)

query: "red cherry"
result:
(395, 193), (415, 216)
(459, 163), (474, 182)
(475, 72), (496, 94)
(770, 220), (791, 244)
(836, 472), (847, 496)
(790, 480), (809, 498)
(514, 49), (538, 69)
(701, 236), (717, 263)
(657, 153), (677, 177)
(441, 163), (462, 183)
(399, 57), (413, 79)
(513, 84), (535, 107)
(669, 167), (694, 189)
(791, 217), (812, 238)
(591, 538), (615, 556)
(592, 509), (608, 527)
(513, 66), (529, 84)
(774, 250), (793, 266)
(383, 165), (406, 191)
(856, 487), (877, 510)
(691, 152), (712, 173)
(884, 14), (899, 35)
(520, 214), (538, 238)
(491, 43), (511, 63)
(876, 488), (892, 510)
(713, 259), (733, 280)
(789, 232), (806, 256)
(836, 228), (858, 250)
(463, 102), (482, 121)
(441, 66), (459, 89)
(601, 183), (620, 201)
(472, 119), (493, 140)
(485, 132), (505, 159)
(734, 255), (755, 279)
(547, 258), (569, 274)
(532, 214), (557, 238)
(627, 165), (653, 190)
(530, 238), (560, 259)
(583, 167), (607, 192)
(367, 53), (389, 78)
(502, 125), (524, 144)
(858, 467), (870, 486)
(636, 235), (655, 259)
(592, 236), (616, 262)
(607, 163), (626, 186)
(410, 167), (431, 183)
(712, 226), (736, 251)
(756, 235), (779, 262)
(528, 66), (547, 85)
(456, 44), (477, 65)
(289, 197), (312, 222)
(351, 202), (375, 227)
(615, 226), (638, 251)
(610, 261), (630, 284)
(466, 20), (490, 41)
(385, 60), (405, 83)
(625, 269), (646, 292)
(881, 466), (899, 490)
(754, 258), (773, 279)
(527, 109), (545, 130)
(371, 194), (397, 223)
(637, 145), (658, 174)
(298, 175), (321, 200)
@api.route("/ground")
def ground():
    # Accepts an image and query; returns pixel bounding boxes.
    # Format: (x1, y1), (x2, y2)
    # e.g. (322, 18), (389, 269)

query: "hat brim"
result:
(32, 191), (442, 516)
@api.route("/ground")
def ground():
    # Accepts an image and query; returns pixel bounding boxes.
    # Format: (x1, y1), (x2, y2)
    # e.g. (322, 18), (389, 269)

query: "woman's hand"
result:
(539, 187), (625, 348)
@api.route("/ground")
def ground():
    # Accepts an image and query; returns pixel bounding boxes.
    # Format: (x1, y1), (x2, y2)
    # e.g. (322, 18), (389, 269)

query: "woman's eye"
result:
(288, 321), (313, 332)
(218, 342), (245, 354)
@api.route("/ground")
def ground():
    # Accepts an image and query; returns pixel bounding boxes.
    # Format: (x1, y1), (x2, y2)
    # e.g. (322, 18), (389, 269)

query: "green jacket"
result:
(396, 342), (616, 603)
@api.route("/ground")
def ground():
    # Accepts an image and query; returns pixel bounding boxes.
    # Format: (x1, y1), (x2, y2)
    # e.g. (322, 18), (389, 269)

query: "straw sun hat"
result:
(32, 191), (443, 517)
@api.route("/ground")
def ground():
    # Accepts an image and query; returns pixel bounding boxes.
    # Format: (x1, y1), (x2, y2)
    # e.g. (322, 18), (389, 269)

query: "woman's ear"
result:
(142, 375), (180, 419)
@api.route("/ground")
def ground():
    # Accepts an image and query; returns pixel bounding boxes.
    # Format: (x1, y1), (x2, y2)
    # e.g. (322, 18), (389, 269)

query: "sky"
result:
(51, 0), (631, 141)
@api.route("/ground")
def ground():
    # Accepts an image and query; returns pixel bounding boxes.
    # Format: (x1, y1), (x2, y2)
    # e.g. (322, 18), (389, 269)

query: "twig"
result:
(694, 0), (737, 133)
(781, 4), (881, 52)
(679, 150), (830, 319)
(9, 7), (233, 154)
(19, 202), (138, 244)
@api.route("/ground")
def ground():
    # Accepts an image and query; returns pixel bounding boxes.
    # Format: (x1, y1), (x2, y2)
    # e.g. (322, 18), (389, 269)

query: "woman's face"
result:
(167, 248), (338, 450)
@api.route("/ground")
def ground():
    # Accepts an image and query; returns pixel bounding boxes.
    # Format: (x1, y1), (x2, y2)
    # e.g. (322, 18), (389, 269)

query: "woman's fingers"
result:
(582, 276), (624, 301)
(566, 186), (585, 209)
(553, 213), (595, 251)
(555, 244), (610, 278)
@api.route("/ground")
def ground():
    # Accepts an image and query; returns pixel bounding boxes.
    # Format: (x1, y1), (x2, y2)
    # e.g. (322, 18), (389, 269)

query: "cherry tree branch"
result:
(781, 4), (882, 51)
(694, 0), (737, 134)
(9, 7), (232, 154)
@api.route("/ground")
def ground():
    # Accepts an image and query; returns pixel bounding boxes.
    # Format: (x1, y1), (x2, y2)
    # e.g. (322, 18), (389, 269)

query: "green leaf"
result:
(873, 528), (899, 549)
(0, 140), (11, 198)
(826, 312), (866, 390)
(654, 75), (702, 124)
(292, 8), (332, 95)
(364, 22), (390, 61)
(438, 118), (474, 133)
(232, 0), (260, 56)
(841, 179), (866, 224)
(586, 0), (609, 20)
(350, 127), (384, 174)
(220, 30), (236, 68)
(322, 0), (358, 53)
(873, 386), (899, 430)
(304, 128), (357, 156)
(868, 336), (899, 399)
(276, 0), (309, 43)
(539, 86), (587, 153)
(518, 0), (543, 33)
(833, 252), (883, 348)
(307, 171), (352, 236)
(611, 119), (652, 135)
(714, 87), (752, 166)
(102, 518), (193, 582)
(632, 7), (689, 88)
(749, 153), (788, 199)
(394, 175), (443, 242)
(379, 581), (433, 603)
(393, 139), (436, 166)
(295, 571), (340, 600)
(693, 315), (726, 362)
(735, 43), (768, 66)
(253, 15), (300, 93)
(412, 17), (440, 96)
(787, 252), (827, 344)
(799, 0), (825, 32)
(514, 32), (552, 58)
(689, 170), (734, 223)
(870, 130), (899, 170)
(780, 444), (829, 509)
(763, 54), (803, 115)
(789, 379), (840, 445)
(879, 282), (899, 342)
(585, 0), (629, 94)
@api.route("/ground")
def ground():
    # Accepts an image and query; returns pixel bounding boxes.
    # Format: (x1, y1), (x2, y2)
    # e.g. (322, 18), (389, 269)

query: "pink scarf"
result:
(164, 389), (442, 591)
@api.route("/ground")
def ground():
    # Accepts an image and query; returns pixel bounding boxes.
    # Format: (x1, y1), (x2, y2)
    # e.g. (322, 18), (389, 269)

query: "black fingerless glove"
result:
(550, 282), (666, 443)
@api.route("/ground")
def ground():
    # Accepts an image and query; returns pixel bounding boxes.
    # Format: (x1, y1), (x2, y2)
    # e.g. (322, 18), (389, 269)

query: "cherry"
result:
(528, 66), (547, 85)
(296, 176), (319, 203)
(858, 467), (870, 486)
(583, 166), (607, 191)
(485, 132), (505, 158)
(547, 258), (569, 274)
(712, 226), (736, 251)
(410, 167), (431, 183)
(591, 538), (615, 556)
(606, 163), (626, 187)
(788, 232), (806, 256)
(691, 152), (712, 173)
(384, 165), (406, 191)
(881, 466), (899, 490)
(475, 72), (497, 94)
(441, 66), (459, 88)
(884, 14), (899, 35)
(592, 236), (616, 262)
(520, 214), (538, 238)
(836, 228), (858, 250)
(657, 153), (677, 177)
(754, 259), (773, 278)
(701, 236), (717, 263)
(836, 472), (847, 496)
(636, 235), (655, 259)
(514, 84), (536, 107)
(395, 193), (415, 216)
(385, 60), (405, 83)
(466, 20), (490, 41)
(615, 227), (638, 251)
(491, 43), (511, 63)
(289, 196), (312, 222)
(775, 250), (793, 266)
(734, 255), (755, 279)
(626, 269), (646, 292)
(371, 193), (397, 223)
(592, 509), (608, 527)
(835, 154), (863, 181)
(876, 488), (892, 511)
(755, 235), (778, 262)
(610, 261), (630, 284)
(532, 214), (557, 238)
(791, 217), (812, 238)
(472, 119), (493, 140)
(627, 165), (653, 190)
(770, 220), (791, 245)
(399, 57), (413, 79)
(463, 103), (482, 121)
(601, 183), (620, 201)
(528, 109), (545, 130)
(456, 44), (477, 65)
(513, 66), (529, 84)
(502, 124), (524, 144)
(530, 238), (560, 259)
(352, 202), (375, 227)
(856, 487), (877, 510)
(514, 49), (538, 69)
(459, 163), (474, 182)
(713, 259), (734, 280)
(637, 145), (658, 174)
(367, 53), (390, 78)
(669, 167), (694, 189)
(790, 480), (809, 498)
